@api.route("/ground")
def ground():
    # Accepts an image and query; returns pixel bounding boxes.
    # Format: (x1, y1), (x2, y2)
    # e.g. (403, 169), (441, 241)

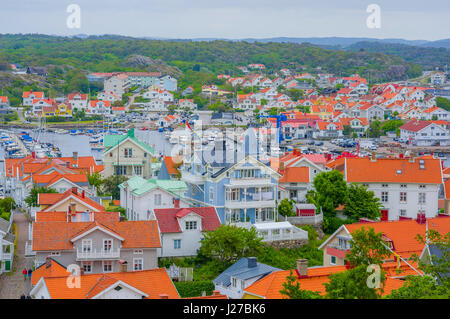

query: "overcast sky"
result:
(1, 0), (449, 40)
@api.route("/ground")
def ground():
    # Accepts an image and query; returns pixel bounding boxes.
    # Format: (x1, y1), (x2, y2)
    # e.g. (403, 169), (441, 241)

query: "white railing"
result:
(279, 213), (323, 225)
(76, 249), (120, 260)
(259, 227), (308, 242)
(25, 241), (35, 257)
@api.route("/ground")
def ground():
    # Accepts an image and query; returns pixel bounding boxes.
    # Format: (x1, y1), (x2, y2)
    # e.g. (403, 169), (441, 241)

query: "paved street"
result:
(0, 211), (33, 299)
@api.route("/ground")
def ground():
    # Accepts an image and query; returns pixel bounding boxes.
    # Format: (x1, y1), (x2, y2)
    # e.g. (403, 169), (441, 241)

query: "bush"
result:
(322, 216), (352, 234)
(174, 280), (215, 298)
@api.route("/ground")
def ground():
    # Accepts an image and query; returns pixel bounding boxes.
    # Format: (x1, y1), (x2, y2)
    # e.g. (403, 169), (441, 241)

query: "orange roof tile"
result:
(279, 167), (310, 183)
(38, 268), (179, 299)
(341, 157), (442, 184)
(31, 258), (68, 285)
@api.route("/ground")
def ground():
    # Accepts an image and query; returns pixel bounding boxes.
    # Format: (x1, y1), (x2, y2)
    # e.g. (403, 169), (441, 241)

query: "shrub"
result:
(174, 281), (215, 298)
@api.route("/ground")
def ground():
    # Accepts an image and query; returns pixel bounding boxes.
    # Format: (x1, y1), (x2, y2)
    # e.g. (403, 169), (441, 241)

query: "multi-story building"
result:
(400, 119), (449, 146)
(103, 129), (155, 179)
(31, 210), (161, 273)
(335, 156), (443, 221)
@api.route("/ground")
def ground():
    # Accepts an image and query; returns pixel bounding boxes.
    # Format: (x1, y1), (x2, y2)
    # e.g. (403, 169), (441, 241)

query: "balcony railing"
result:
(1, 252), (12, 260)
(76, 248), (120, 260)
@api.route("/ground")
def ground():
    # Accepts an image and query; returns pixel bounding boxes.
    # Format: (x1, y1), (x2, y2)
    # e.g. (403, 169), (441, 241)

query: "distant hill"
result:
(346, 41), (450, 70)
(0, 34), (424, 82)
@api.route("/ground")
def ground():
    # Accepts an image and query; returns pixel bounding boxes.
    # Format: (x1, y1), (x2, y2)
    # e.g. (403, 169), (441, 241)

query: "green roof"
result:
(119, 175), (187, 196)
(103, 129), (155, 155)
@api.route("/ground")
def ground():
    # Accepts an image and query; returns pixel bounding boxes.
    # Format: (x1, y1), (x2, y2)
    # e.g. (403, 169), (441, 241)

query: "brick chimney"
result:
(81, 190), (85, 198)
(71, 187), (78, 195)
(296, 259), (308, 277)
(212, 290), (221, 296)
(173, 198), (180, 209)
(370, 151), (376, 162)
(159, 294), (169, 299)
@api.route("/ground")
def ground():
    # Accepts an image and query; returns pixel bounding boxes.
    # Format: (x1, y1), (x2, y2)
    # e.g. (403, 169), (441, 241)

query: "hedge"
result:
(174, 280), (215, 298)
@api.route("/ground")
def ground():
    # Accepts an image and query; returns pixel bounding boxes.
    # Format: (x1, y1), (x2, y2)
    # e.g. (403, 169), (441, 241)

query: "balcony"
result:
(326, 244), (349, 259)
(225, 199), (275, 209)
(1, 252), (12, 260)
(76, 248), (120, 260)
(227, 177), (273, 187)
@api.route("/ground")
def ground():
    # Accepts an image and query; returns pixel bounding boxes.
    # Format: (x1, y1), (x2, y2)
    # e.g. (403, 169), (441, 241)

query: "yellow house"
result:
(42, 103), (72, 118)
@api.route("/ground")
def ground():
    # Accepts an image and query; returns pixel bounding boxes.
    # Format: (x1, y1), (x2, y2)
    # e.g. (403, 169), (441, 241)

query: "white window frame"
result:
(82, 261), (92, 274)
(154, 193), (162, 206)
(81, 239), (92, 253)
(174, 239), (181, 249)
(133, 258), (143, 271)
(103, 239), (113, 252)
(133, 249), (143, 254)
(185, 221), (197, 230)
(399, 192), (407, 203)
(103, 260), (113, 273)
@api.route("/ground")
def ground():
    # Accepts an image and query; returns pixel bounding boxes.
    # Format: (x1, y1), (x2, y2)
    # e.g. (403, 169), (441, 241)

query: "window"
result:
(419, 193), (426, 204)
(400, 192), (407, 203)
(116, 165), (127, 175)
(103, 261), (113, 273)
(82, 261), (92, 273)
(331, 256), (336, 265)
(338, 238), (348, 250)
(382, 184), (388, 188)
(50, 251), (60, 256)
(134, 166), (142, 176)
(133, 258), (143, 271)
(174, 239), (181, 249)
(232, 277), (237, 287)
(154, 194), (162, 206)
(134, 249), (143, 254)
(400, 184), (407, 188)
(226, 188), (240, 201)
(103, 239), (112, 252)
(185, 221), (197, 230)
(209, 186), (214, 203)
(124, 148), (133, 158)
(419, 185), (426, 189)
(381, 192), (389, 203)
(400, 209), (407, 217)
(81, 239), (92, 253)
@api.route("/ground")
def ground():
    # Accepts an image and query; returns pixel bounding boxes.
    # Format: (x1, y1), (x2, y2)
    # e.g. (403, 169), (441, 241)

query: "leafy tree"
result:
(278, 198), (295, 217)
(343, 125), (352, 137)
(436, 97), (450, 112)
(280, 271), (323, 299)
(347, 227), (390, 267)
(306, 170), (348, 217)
(324, 265), (386, 299)
(25, 186), (58, 207)
(0, 197), (16, 221)
(199, 225), (264, 264)
(101, 175), (128, 199)
(367, 120), (382, 137)
(381, 119), (404, 133)
(286, 89), (304, 101)
(385, 275), (448, 299)
(343, 183), (381, 222)
(87, 172), (104, 191)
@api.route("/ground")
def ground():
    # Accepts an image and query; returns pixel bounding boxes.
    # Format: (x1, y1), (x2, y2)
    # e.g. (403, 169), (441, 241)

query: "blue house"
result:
(180, 132), (281, 224)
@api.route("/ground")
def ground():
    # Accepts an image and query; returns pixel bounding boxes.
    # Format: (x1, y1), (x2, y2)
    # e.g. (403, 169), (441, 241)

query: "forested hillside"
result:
(0, 34), (422, 83)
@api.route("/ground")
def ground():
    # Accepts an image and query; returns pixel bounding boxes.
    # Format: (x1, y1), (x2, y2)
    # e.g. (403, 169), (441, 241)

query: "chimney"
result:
(247, 257), (257, 268)
(279, 162), (285, 172)
(32, 151), (35, 159)
(173, 198), (180, 209)
(81, 190), (85, 198)
(159, 294), (169, 299)
(212, 290), (221, 296)
(370, 151), (376, 162)
(409, 151), (415, 163)
(45, 256), (52, 268)
(72, 187), (78, 195)
(73, 151), (78, 162)
(296, 259), (308, 277)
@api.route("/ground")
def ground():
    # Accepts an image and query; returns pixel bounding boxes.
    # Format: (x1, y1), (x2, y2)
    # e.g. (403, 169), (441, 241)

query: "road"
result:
(0, 210), (32, 299)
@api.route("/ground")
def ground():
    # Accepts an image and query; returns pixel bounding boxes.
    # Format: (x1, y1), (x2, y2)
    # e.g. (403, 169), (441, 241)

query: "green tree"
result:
(199, 225), (264, 265)
(347, 227), (390, 267)
(306, 170), (348, 217)
(343, 125), (352, 137)
(343, 183), (381, 222)
(324, 265), (386, 299)
(381, 119), (404, 134)
(102, 175), (128, 200)
(25, 186), (58, 207)
(436, 97), (450, 112)
(279, 271), (323, 299)
(278, 198), (295, 217)
(87, 172), (104, 191)
(368, 120), (382, 137)
(385, 275), (448, 299)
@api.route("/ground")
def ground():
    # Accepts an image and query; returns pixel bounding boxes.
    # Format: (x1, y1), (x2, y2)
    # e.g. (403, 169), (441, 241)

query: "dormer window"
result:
(185, 221), (197, 230)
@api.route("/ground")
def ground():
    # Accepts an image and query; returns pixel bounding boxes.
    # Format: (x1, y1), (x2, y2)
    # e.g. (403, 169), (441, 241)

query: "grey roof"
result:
(213, 257), (280, 287)
(428, 244), (449, 284)
(3, 232), (15, 244)
(0, 217), (10, 233)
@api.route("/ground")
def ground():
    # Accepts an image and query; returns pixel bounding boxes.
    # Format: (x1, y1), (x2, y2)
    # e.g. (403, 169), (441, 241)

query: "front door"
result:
(381, 210), (389, 221)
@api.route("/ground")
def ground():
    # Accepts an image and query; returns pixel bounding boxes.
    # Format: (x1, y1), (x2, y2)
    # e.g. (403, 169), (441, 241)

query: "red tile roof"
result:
(153, 207), (221, 233)
(400, 119), (432, 132)
(279, 167), (310, 183)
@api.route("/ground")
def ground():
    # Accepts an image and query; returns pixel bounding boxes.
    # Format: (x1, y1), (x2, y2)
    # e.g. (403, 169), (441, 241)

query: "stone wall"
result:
(264, 239), (309, 249)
